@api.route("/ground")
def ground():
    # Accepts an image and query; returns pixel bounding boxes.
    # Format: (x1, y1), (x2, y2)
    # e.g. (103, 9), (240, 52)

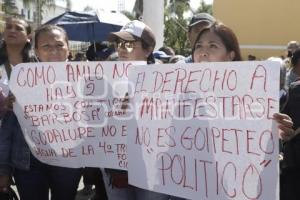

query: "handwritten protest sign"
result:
(127, 61), (280, 200)
(10, 61), (145, 170)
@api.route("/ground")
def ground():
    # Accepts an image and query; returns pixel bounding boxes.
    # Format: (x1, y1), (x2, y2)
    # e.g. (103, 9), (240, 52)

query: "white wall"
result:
(13, 0), (66, 24)
(142, 0), (164, 50)
(42, 5), (66, 23)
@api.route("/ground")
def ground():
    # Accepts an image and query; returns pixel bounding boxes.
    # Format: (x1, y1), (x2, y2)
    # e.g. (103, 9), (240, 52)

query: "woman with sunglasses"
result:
(108, 21), (156, 64)
(103, 20), (183, 200)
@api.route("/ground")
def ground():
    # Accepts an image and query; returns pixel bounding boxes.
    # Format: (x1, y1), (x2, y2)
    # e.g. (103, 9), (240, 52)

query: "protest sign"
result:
(9, 61), (145, 170)
(127, 61), (280, 200)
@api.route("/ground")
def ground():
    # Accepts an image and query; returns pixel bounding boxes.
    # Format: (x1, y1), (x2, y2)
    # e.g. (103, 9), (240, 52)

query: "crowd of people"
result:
(0, 11), (298, 200)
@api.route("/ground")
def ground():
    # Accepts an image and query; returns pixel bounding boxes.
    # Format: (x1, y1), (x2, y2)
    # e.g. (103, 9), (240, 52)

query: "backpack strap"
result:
(4, 62), (11, 80)
(280, 78), (300, 113)
(280, 89), (289, 113)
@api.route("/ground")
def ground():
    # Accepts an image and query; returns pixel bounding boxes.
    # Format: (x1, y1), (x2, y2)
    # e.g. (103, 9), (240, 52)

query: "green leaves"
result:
(164, 0), (212, 56)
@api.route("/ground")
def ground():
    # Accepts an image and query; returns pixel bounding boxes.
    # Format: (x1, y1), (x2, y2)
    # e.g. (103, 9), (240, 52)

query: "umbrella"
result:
(44, 10), (130, 42)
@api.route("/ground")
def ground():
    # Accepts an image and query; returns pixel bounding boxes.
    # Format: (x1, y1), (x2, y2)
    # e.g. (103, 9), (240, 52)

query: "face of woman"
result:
(193, 30), (234, 63)
(116, 40), (149, 61)
(35, 29), (69, 62)
(3, 18), (29, 47)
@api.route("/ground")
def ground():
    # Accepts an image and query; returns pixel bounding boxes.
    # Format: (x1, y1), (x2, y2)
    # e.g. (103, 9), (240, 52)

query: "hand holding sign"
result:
(273, 113), (295, 141)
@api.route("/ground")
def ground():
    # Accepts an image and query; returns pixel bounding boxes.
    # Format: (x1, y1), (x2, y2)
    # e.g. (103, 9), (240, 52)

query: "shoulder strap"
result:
(280, 89), (289, 113)
(280, 79), (300, 113)
(4, 62), (11, 80)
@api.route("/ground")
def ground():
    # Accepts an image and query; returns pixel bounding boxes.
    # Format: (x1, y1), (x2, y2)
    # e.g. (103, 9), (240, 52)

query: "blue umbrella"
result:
(44, 10), (130, 42)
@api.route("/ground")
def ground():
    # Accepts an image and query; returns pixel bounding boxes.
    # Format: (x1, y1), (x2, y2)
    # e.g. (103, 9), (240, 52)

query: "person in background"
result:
(73, 52), (86, 61)
(287, 41), (300, 59)
(0, 16), (33, 196)
(182, 12), (216, 63)
(68, 52), (73, 61)
(0, 24), (82, 200)
(158, 46), (175, 57)
(86, 41), (114, 61)
(0, 16), (33, 118)
(153, 50), (171, 63)
(280, 65), (300, 200)
(286, 48), (300, 88)
(280, 43), (300, 200)
(283, 40), (300, 71)
(267, 57), (286, 99)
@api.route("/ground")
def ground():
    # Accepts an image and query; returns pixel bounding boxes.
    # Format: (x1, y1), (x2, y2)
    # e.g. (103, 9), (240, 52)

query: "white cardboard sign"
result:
(127, 61), (280, 200)
(10, 61), (144, 170)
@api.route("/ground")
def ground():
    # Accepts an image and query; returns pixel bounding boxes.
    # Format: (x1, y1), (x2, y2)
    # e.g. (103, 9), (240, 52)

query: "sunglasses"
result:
(114, 40), (136, 53)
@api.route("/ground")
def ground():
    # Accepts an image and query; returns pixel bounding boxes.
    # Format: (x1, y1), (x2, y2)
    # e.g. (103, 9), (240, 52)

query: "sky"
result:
(67, 0), (214, 13)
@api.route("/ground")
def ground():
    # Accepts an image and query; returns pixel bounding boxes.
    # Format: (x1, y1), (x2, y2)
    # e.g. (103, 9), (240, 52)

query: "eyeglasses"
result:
(114, 41), (135, 53)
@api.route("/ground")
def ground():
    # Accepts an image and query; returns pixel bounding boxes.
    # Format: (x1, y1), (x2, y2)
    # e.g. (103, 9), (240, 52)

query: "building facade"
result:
(0, 0), (67, 35)
(213, 0), (300, 60)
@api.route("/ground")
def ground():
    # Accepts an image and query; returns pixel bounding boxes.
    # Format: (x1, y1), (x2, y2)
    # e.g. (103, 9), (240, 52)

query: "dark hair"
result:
(291, 48), (300, 68)
(158, 46), (175, 56)
(34, 24), (69, 49)
(6, 16), (32, 35)
(140, 39), (155, 64)
(0, 17), (32, 65)
(192, 21), (242, 61)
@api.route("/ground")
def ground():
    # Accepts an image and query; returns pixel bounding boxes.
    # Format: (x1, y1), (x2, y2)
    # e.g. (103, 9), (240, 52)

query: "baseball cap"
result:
(189, 13), (215, 27)
(153, 51), (171, 59)
(107, 20), (156, 48)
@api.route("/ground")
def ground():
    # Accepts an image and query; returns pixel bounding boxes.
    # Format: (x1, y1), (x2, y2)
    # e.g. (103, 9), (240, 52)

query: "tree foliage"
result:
(196, 0), (212, 14)
(121, 10), (136, 21)
(164, 0), (190, 55)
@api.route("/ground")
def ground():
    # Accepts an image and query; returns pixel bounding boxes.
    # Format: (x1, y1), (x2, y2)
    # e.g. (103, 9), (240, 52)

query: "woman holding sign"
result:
(192, 21), (295, 199)
(103, 20), (183, 200)
(0, 24), (82, 200)
(191, 21), (294, 142)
